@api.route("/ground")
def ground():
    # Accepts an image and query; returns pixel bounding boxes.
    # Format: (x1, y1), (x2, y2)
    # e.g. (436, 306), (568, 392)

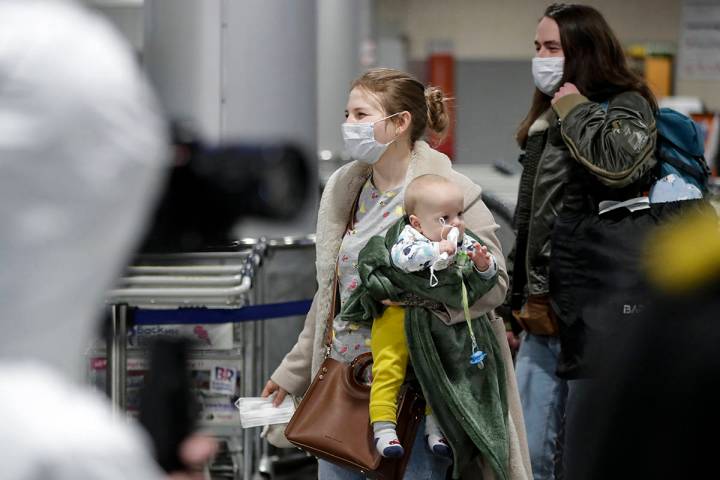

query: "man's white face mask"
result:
(532, 56), (565, 96)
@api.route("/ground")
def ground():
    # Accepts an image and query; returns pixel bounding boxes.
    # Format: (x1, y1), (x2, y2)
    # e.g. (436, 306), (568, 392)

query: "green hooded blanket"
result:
(339, 217), (509, 479)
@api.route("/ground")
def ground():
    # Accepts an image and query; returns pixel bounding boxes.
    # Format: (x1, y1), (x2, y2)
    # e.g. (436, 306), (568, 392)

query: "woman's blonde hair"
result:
(351, 68), (449, 145)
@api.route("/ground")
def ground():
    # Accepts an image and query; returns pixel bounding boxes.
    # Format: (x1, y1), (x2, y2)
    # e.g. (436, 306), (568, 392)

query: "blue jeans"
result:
(515, 333), (568, 480)
(317, 418), (451, 480)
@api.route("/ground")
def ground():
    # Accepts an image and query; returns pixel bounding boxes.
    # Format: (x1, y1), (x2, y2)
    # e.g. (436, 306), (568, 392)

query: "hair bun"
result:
(424, 86), (449, 138)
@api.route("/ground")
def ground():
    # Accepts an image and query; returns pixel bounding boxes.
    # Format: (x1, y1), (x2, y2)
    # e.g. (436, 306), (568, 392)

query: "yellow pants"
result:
(370, 306), (433, 423)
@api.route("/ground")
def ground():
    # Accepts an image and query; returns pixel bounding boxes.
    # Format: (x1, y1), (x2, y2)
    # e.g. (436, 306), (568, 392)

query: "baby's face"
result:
(411, 185), (465, 242)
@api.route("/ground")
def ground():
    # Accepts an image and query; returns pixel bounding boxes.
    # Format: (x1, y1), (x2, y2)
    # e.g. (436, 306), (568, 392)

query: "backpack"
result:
(654, 107), (711, 193)
(599, 101), (710, 194)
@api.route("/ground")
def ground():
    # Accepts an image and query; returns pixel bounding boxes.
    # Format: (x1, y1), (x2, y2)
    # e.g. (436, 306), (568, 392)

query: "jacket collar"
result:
(407, 140), (452, 180)
(328, 140), (452, 220)
(528, 108), (556, 136)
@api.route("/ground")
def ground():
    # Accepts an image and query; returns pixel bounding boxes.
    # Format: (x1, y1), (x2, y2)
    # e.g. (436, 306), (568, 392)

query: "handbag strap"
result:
(323, 177), (368, 358)
(323, 272), (339, 358)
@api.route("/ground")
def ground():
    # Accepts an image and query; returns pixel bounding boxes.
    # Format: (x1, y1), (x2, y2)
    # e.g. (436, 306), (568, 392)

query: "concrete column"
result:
(144, 0), (222, 142)
(144, 0), (317, 236)
(316, 0), (368, 155)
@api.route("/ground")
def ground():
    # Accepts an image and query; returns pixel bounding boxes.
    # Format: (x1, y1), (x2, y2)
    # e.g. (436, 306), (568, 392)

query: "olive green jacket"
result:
(516, 92), (657, 297)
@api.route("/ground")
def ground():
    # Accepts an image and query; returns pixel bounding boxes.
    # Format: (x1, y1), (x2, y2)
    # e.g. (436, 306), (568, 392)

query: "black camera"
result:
(139, 123), (312, 252)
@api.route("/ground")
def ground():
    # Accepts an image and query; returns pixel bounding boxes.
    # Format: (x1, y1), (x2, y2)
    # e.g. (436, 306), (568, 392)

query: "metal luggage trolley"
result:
(106, 241), (263, 479)
(103, 235), (317, 480)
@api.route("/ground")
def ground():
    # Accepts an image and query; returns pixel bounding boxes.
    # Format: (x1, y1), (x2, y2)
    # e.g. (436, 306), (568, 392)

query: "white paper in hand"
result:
(235, 396), (295, 428)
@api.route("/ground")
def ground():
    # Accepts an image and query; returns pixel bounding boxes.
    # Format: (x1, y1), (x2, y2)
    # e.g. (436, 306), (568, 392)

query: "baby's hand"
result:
(468, 244), (492, 271)
(439, 239), (456, 255)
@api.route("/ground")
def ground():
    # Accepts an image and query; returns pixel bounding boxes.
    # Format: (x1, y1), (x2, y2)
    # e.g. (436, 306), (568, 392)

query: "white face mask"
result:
(341, 112), (402, 165)
(428, 219), (460, 287)
(532, 56), (565, 96)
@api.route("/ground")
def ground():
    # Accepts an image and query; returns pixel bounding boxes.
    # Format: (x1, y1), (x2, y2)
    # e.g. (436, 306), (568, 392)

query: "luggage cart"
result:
(239, 236), (318, 480)
(101, 235), (318, 479)
(105, 241), (265, 479)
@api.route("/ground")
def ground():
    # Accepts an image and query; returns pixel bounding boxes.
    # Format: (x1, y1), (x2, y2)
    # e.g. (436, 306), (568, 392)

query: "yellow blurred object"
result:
(627, 44), (647, 58)
(645, 210), (720, 292)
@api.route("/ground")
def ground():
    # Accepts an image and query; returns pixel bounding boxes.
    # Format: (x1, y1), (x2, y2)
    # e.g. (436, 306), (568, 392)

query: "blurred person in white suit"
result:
(0, 1), (214, 478)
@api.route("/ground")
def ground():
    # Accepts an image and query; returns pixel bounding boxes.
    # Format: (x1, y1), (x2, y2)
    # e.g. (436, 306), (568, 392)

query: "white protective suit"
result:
(0, 1), (168, 478)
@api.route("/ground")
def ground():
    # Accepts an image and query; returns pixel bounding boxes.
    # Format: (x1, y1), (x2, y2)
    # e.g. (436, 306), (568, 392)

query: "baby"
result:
(391, 175), (496, 285)
(371, 174), (497, 458)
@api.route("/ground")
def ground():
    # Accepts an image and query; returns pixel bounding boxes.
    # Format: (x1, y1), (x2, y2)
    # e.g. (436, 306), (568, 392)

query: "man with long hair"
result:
(509, 4), (659, 479)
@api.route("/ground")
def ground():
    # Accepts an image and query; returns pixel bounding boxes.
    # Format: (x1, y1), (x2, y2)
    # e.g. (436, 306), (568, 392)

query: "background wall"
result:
(86, 0), (720, 167)
(378, 0), (682, 60)
(454, 60), (534, 165)
(378, 0), (720, 164)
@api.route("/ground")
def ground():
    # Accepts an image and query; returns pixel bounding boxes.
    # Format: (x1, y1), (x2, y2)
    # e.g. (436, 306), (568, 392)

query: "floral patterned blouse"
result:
(331, 177), (405, 364)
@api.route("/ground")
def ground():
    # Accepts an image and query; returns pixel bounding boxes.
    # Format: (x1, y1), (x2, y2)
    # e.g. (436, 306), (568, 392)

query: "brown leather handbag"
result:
(284, 274), (425, 479)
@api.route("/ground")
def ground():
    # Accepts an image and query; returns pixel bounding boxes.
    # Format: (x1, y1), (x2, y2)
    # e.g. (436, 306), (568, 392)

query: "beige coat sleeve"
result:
(434, 191), (509, 326)
(269, 290), (319, 395)
(267, 163), (356, 396)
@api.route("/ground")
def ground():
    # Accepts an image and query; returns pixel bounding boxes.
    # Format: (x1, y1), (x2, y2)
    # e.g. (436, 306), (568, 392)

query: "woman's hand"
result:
(551, 82), (580, 105)
(167, 434), (219, 480)
(261, 379), (288, 407)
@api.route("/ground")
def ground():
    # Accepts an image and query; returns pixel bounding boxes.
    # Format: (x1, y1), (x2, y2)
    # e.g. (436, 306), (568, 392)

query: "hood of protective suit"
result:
(0, 0), (168, 380)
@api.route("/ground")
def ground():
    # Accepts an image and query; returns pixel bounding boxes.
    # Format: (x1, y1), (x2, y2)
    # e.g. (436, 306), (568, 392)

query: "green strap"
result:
(461, 280), (477, 349)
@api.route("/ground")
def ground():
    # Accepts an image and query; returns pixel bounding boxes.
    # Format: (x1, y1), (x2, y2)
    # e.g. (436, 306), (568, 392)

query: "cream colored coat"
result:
(271, 141), (531, 479)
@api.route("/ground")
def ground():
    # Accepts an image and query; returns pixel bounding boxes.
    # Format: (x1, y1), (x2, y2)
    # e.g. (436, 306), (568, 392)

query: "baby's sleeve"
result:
(391, 226), (440, 272)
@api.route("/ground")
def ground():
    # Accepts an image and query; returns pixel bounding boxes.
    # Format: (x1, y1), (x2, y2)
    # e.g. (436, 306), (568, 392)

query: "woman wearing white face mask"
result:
(262, 68), (532, 479)
(507, 4), (658, 479)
